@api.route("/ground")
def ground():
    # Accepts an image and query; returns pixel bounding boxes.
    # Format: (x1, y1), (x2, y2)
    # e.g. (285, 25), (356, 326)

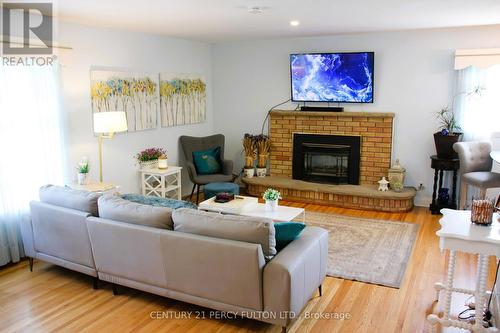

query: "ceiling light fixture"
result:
(290, 20), (300, 27)
(248, 6), (264, 14)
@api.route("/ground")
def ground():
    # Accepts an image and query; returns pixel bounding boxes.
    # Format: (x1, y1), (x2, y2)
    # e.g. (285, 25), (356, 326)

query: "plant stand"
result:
(429, 155), (460, 214)
(140, 166), (182, 200)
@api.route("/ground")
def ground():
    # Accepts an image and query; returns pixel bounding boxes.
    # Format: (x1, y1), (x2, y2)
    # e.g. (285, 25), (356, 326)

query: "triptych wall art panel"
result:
(90, 70), (206, 132)
(159, 73), (206, 127)
(90, 71), (158, 132)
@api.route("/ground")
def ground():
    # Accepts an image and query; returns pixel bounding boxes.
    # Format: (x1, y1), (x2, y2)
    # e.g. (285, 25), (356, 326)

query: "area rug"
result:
(302, 211), (419, 288)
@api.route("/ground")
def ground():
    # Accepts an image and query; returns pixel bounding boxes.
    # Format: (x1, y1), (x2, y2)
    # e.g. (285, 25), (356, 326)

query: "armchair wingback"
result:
(179, 134), (234, 203)
(453, 141), (500, 208)
(453, 141), (493, 175)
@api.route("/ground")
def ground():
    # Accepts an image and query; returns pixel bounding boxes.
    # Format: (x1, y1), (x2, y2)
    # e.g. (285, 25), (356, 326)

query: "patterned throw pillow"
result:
(121, 194), (197, 210)
(192, 146), (222, 175)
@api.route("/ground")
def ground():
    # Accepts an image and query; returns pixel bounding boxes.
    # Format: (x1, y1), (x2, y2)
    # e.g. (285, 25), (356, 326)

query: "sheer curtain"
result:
(0, 63), (65, 266)
(455, 65), (500, 141)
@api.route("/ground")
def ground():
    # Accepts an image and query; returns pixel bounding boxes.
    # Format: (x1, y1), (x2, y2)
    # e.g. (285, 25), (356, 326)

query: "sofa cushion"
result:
(172, 208), (276, 260)
(121, 194), (197, 210)
(98, 195), (173, 230)
(274, 222), (306, 251)
(192, 146), (222, 175)
(39, 184), (101, 216)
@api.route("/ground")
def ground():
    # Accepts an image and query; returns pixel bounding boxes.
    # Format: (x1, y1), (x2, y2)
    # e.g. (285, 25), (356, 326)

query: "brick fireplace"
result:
(269, 110), (393, 184)
(243, 110), (416, 212)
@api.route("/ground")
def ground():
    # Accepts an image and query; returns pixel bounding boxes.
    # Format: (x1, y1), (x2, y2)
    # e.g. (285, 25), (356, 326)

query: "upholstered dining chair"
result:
(179, 134), (235, 204)
(453, 141), (500, 209)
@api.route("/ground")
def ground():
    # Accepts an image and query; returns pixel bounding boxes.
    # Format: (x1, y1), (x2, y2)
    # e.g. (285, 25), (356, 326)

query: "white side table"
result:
(427, 209), (500, 333)
(491, 151), (500, 164)
(140, 166), (182, 200)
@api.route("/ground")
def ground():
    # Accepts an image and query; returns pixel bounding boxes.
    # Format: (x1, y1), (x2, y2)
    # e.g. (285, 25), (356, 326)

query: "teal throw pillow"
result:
(193, 146), (222, 175)
(274, 222), (306, 251)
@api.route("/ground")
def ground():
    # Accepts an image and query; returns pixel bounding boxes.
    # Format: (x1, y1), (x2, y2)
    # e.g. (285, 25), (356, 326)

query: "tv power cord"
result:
(260, 98), (293, 135)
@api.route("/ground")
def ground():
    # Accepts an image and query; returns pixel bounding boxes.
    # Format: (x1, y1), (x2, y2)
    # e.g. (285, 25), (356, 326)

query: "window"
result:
(0, 63), (65, 265)
(455, 65), (500, 141)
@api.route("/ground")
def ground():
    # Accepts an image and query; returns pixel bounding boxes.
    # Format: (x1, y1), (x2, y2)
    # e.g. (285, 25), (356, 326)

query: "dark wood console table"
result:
(429, 155), (460, 214)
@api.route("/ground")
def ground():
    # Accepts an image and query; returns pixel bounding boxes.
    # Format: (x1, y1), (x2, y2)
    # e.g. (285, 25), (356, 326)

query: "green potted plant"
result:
(433, 107), (463, 159)
(135, 147), (167, 170)
(77, 158), (90, 185)
(434, 86), (484, 159)
(263, 188), (281, 212)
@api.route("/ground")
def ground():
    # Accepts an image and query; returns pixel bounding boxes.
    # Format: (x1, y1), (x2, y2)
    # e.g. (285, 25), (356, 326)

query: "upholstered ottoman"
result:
(204, 182), (239, 199)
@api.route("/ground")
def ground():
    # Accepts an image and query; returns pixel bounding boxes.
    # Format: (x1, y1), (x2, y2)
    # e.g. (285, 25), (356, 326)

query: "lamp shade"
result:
(93, 111), (128, 134)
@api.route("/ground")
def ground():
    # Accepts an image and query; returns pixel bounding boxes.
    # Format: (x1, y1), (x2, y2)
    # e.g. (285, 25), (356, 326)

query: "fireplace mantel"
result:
(270, 110), (395, 118)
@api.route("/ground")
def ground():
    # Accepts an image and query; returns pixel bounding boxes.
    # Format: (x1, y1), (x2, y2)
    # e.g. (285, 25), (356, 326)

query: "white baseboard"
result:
(414, 194), (432, 208)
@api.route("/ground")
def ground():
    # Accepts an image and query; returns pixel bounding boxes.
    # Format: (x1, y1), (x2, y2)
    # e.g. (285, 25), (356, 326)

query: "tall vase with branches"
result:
(243, 134), (257, 178)
(256, 135), (271, 177)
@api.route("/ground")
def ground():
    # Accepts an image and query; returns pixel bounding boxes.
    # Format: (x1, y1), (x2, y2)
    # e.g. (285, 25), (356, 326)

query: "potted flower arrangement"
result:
(256, 135), (271, 177)
(434, 107), (462, 159)
(243, 134), (257, 178)
(77, 158), (90, 185)
(135, 147), (167, 170)
(263, 188), (281, 212)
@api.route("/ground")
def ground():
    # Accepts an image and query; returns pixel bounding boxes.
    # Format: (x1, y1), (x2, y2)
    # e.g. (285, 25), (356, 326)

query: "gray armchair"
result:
(179, 134), (235, 203)
(453, 141), (500, 209)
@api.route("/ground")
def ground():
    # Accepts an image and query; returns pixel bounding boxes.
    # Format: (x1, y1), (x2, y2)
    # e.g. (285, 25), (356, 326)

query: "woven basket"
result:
(140, 159), (159, 170)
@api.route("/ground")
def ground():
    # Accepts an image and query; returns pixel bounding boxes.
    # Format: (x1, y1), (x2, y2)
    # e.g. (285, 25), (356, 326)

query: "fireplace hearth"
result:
(293, 133), (360, 185)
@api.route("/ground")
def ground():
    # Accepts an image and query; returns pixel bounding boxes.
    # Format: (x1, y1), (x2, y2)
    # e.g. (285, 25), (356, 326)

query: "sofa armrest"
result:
(221, 159), (234, 176)
(263, 226), (328, 326)
(20, 202), (37, 257)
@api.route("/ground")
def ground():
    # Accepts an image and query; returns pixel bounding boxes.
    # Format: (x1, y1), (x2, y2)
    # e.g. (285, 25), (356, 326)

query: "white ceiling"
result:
(55, 0), (500, 42)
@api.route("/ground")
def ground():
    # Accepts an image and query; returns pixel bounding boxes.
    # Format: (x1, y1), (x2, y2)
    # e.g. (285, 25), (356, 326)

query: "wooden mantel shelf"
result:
(271, 110), (395, 118)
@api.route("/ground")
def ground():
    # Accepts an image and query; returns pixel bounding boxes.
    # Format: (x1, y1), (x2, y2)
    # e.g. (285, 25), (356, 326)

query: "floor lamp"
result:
(93, 111), (128, 182)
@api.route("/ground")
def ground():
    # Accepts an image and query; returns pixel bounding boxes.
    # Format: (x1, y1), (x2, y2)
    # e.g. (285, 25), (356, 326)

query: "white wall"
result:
(212, 25), (500, 206)
(58, 22), (214, 194)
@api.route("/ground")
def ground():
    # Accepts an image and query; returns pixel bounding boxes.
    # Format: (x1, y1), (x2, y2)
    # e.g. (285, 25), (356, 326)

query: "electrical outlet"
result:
(418, 183), (425, 191)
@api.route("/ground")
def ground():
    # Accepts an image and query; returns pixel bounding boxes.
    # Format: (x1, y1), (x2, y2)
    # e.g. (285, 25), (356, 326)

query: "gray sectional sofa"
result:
(21, 185), (328, 332)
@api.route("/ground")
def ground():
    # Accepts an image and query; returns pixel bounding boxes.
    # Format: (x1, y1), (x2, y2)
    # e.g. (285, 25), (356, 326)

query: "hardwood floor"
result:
(0, 203), (496, 333)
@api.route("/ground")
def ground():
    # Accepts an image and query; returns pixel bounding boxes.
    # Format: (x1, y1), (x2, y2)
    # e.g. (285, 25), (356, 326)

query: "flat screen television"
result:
(290, 52), (374, 103)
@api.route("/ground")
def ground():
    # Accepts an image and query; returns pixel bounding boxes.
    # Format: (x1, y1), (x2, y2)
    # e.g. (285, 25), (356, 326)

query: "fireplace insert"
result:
(293, 134), (360, 185)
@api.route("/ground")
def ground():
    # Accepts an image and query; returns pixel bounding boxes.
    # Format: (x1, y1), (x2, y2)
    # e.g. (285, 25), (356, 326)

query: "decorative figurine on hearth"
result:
(378, 177), (390, 192)
(388, 159), (406, 192)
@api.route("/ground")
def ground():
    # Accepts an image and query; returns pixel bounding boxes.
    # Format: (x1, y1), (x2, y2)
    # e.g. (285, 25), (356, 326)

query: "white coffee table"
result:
(427, 209), (500, 333)
(199, 195), (305, 222)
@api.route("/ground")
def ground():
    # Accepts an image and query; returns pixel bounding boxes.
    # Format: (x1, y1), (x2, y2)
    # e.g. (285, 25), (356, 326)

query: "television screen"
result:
(290, 52), (374, 103)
